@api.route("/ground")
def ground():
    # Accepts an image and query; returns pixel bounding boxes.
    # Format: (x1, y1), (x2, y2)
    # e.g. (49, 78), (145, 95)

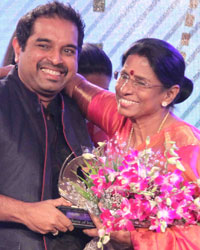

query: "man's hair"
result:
(16, 1), (85, 54)
(78, 43), (112, 78)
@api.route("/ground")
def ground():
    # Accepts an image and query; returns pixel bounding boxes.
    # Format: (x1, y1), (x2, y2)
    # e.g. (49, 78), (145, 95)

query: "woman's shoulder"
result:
(164, 120), (200, 146)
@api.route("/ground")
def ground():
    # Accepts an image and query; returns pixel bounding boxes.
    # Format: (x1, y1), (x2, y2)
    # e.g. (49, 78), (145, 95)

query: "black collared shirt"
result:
(44, 96), (72, 198)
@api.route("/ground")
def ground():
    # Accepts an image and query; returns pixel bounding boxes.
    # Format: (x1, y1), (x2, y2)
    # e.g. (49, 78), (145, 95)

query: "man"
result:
(0, 2), (92, 250)
(78, 43), (112, 147)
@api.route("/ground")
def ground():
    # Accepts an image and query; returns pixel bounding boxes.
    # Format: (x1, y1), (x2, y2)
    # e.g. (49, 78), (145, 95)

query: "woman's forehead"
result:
(123, 54), (160, 83)
(123, 55), (153, 77)
(124, 54), (150, 68)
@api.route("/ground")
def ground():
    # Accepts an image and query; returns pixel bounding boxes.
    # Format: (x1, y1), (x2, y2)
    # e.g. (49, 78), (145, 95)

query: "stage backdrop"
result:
(0, 0), (199, 127)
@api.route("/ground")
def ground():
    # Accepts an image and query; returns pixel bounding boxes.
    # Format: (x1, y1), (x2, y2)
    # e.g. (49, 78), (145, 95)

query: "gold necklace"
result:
(126, 111), (170, 151)
(126, 125), (134, 151)
(157, 111), (170, 133)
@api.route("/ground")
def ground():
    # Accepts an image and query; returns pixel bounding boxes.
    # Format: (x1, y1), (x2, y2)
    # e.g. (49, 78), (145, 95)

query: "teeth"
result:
(119, 99), (135, 105)
(41, 68), (61, 76)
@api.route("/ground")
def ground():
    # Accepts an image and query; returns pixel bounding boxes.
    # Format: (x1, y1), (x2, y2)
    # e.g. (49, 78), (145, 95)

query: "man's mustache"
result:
(37, 62), (68, 76)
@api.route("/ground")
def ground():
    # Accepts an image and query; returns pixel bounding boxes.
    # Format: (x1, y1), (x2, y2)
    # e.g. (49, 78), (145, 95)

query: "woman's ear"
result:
(161, 85), (180, 107)
(12, 37), (21, 63)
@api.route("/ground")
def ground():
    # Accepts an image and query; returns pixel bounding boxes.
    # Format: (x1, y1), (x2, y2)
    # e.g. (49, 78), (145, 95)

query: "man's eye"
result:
(63, 49), (75, 55)
(37, 44), (49, 49)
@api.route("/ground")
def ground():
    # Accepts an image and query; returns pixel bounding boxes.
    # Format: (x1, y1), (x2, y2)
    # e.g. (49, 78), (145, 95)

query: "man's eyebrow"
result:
(36, 38), (51, 43)
(64, 44), (78, 50)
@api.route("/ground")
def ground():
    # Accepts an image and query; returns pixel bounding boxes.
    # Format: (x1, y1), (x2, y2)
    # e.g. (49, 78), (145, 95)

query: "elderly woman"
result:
(66, 38), (200, 250)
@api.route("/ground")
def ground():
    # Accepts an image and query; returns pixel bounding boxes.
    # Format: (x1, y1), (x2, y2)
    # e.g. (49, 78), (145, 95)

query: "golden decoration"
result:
(189, 0), (199, 8)
(181, 33), (191, 46)
(93, 0), (105, 12)
(180, 51), (186, 59)
(185, 14), (195, 27)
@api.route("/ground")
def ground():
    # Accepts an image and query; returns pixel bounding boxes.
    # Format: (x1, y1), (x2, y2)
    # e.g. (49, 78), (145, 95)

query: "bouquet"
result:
(59, 137), (200, 249)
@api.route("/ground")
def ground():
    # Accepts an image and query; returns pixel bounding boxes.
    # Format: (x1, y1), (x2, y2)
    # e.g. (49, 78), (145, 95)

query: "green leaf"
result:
(161, 220), (167, 232)
(83, 159), (99, 175)
(176, 161), (185, 171)
(70, 181), (93, 201)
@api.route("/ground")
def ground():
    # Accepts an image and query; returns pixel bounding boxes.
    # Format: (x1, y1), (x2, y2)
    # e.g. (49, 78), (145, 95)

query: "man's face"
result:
(13, 16), (79, 102)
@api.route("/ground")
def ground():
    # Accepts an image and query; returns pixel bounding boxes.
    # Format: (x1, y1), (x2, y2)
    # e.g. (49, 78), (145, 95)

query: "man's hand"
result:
(21, 197), (74, 234)
(0, 195), (74, 235)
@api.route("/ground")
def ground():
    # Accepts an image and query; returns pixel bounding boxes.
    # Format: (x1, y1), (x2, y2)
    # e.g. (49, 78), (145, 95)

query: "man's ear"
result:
(12, 37), (21, 63)
(162, 85), (180, 106)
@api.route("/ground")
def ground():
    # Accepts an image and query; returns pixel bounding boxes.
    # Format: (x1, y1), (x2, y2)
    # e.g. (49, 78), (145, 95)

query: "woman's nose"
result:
(118, 79), (134, 94)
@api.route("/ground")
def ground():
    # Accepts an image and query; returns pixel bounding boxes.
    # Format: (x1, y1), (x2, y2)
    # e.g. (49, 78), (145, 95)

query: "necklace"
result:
(126, 111), (170, 151)
(126, 125), (134, 151)
(157, 111), (170, 133)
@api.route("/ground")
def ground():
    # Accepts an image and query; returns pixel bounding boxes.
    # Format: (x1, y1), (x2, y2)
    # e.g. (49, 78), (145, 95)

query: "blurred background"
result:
(0, 0), (199, 127)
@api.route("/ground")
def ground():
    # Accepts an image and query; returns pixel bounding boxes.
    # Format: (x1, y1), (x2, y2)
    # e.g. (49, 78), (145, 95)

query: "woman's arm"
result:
(131, 225), (200, 250)
(64, 73), (123, 137)
(64, 73), (102, 115)
(84, 214), (200, 250)
(0, 65), (14, 79)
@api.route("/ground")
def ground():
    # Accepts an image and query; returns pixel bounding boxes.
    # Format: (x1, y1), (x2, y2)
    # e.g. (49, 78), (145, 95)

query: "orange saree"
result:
(72, 80), (200, 250)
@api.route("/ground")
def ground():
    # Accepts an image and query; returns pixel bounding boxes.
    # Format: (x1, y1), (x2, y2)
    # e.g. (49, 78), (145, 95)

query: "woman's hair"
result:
(78, 43), (112, 78)
(122, 38), (193, 105)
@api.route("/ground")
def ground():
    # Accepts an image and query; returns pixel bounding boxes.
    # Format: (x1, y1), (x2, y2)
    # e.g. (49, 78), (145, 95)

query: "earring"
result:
(162, 101), (168, 107)
(15, 55), (18, 63)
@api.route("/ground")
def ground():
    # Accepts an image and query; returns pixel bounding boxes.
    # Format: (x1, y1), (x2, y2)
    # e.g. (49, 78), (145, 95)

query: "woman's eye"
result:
(136, 80), (148, 86)
(120, 73), (129, 80)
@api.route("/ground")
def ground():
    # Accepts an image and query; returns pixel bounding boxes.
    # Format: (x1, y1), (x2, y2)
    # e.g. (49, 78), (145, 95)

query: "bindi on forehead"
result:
(130, 70), (134, 76)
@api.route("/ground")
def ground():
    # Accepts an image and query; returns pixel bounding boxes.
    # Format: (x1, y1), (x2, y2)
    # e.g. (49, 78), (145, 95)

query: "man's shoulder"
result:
(0, 77), (11, 97)
(61, 92), (80, 109)
(0, 68), (18, 89)
(0, 71), (24, 114)
(0, 74), (17, 98)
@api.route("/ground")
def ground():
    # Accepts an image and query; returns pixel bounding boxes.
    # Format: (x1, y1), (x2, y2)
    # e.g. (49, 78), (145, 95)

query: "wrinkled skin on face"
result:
(115, 54), (166, 120)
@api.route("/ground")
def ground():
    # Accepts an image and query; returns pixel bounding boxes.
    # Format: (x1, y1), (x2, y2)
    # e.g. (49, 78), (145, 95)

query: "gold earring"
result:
(15, 56), (18, 63)
(162, 101), (168, 107)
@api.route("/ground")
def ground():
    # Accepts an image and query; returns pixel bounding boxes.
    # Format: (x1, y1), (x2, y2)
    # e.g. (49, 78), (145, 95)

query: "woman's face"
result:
(115, 54), (166, 119)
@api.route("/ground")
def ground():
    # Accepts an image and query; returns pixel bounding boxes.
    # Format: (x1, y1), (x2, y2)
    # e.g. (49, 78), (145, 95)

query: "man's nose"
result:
(48, 49), (63, 65)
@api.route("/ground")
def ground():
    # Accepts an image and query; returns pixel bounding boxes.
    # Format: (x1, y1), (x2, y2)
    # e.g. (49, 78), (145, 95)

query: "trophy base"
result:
(58, 206), (95, 229)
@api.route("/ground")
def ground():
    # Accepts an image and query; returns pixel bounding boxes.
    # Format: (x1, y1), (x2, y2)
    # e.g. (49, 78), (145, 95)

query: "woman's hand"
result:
(0, 65), (14, 79)
(83, 213), (132, 246)
(64, 73), (86, 97)
(83, 213), (101, 237)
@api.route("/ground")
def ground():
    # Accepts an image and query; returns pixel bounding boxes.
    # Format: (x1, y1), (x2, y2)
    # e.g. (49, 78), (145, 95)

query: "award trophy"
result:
(58, 155), (97, 229)
(58, 153), (132, 250)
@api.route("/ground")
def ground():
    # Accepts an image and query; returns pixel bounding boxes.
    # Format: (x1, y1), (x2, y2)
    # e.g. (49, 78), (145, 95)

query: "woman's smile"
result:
(118, 98), (139, 108)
